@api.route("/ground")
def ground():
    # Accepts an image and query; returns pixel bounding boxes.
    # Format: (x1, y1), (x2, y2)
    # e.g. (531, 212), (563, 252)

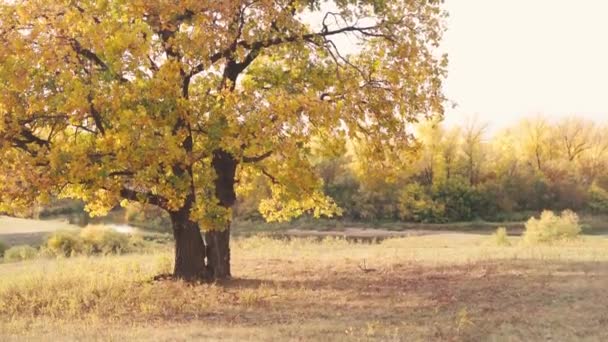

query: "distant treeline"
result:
(236, 116), (608, 223)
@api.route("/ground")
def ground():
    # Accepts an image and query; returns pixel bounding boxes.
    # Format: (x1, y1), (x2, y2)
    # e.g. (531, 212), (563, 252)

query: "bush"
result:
(523, 210), (581, 244)
(493, 227), (511, 246)
(45, 226), (131, 257)
(0, 240), (7, 257)
(352, 185), (400, 220)
(588, 184), (608, 214)
(431, 179), (480, 221)
(46, 230), (84, 257)
(397, 183), (446, 223)
(80, 226), (130, 255)
(4, 245), (38, 262)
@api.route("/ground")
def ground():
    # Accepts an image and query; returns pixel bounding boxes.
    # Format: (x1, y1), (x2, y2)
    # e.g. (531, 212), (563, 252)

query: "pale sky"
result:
(442, 0), (608, 130)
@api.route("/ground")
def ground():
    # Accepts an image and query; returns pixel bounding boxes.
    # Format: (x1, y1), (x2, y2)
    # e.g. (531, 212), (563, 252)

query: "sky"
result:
(442, 0), (608, 131)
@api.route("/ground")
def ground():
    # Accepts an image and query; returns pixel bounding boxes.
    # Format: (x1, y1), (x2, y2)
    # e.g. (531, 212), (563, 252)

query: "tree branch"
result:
(68, 38), (128, 83)
(120, 187), (168, 209)
(190, 23), (385, 78)
(243, 150), (273, 163)
(87, 94), (105, 135)
(260, 168), (279, 185)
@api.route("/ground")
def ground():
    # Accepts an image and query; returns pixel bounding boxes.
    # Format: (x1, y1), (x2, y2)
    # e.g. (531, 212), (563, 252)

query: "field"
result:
(1, 230), (608, 341)
(0, 216), (77, 247)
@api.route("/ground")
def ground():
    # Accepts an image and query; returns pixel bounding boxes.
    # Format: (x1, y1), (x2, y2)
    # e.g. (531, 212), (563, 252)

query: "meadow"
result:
(1, 229), (607, 341)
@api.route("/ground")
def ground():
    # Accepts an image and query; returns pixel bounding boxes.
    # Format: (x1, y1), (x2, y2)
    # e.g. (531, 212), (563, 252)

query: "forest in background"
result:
(232, 115), (608, 223)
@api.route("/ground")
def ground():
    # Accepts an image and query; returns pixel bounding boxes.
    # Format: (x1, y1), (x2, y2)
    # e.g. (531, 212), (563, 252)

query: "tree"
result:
(579, 125), (608, 184)
(441, 126), (460, 181)
(0, 0), (447, 280)
(554, 117), (593, 163)
(414, 119), (443, 185)
(518, 116), (552, 173)
(461, 116), (487, 186)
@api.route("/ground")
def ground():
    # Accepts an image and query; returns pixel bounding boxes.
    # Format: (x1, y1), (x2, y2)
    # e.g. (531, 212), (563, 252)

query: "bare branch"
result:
(260, 168), (279, 184)
(120, 187), (168, 209)
(243, 150), (273, 163)
(191, 23), (386, 78)
(68, 38), (129, 83)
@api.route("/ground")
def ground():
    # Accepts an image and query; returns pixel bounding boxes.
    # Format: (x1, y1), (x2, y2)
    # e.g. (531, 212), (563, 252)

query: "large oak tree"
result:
(0, 0), (446, 280)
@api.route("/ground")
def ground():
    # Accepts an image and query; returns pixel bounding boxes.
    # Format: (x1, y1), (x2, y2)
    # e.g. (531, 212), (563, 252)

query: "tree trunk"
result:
(204, 225), (231, 279)
(171, 213), (208, 281)
(207, 149), (238, 280)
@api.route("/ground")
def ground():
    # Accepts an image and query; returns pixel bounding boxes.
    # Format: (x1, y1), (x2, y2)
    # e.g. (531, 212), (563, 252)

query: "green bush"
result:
(0, 240), (7, 257)
(523, 210), (581, 244)
(397, 183), (446, 223)
(431, 179), (479, 221)
(588, 184), (608, 214)
(352, 186), (400, 221)
(4, 245), (38, 262)
(80, 226), (130, 255)
(493, 227), (511, 246)
(46, 231), (84, 257)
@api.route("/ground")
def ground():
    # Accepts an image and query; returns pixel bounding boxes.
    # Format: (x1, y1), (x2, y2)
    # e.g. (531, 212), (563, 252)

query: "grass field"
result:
(1, 233), (608, 341)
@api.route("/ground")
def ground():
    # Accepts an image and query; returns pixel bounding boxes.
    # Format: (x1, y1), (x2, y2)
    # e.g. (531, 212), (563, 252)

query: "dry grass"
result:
(1, 233), (608, 341)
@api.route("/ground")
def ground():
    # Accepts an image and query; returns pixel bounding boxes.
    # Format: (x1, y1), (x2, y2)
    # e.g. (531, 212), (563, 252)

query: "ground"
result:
(1, 229), (608, 341)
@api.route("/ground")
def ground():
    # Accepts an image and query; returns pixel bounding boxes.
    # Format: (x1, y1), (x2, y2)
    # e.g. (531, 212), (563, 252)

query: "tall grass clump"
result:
(493, 227), (511, 246)
(4, 245), (37, 262)
(523, 210), (581, 244)
(45, 230), (84, 257)
(80, 226), (130, 255)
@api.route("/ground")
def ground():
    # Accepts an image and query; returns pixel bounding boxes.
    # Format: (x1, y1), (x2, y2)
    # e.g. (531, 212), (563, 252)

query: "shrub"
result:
(493, 227), (511, 246)
(523, 210), (581, 244)
(431, 179), (480, 221)
(46, 231), (83, 257)
(0, 240), (7, 257)
(45, 227), (132, 257)
(587, 184), (608, 214)
(397, 183), (446, 223)
(80, 226), (130, 255)
(353, 185), (400, 221)
(4, 245), (38, 262)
